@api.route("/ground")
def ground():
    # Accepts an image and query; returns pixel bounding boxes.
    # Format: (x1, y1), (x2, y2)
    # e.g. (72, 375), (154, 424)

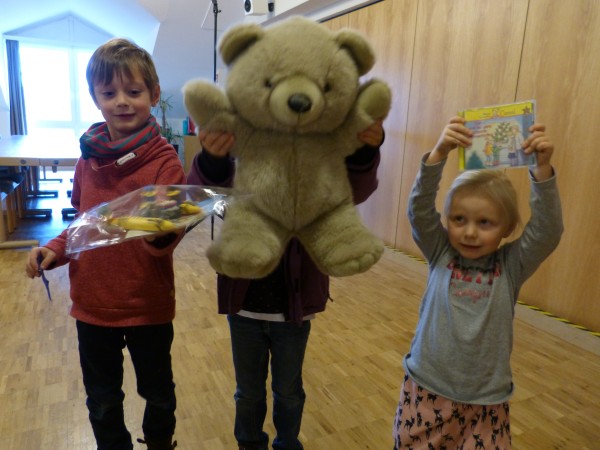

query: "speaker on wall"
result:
(244, 0), (269, 16)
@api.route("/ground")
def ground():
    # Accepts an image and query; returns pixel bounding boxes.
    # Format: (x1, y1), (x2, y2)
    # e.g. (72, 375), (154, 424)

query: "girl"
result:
(394, 117), (563, 449)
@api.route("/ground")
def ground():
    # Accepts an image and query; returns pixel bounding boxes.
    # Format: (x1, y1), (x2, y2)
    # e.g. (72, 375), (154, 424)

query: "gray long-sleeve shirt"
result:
(403, 155), (563, 404)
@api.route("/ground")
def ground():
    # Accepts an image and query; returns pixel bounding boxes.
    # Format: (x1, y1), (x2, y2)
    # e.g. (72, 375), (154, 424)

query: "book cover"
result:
(458, 100), (536, 171)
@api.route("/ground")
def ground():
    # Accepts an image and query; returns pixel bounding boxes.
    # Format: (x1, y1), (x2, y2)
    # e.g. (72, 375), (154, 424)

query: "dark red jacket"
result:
(186, 145), (381, 324)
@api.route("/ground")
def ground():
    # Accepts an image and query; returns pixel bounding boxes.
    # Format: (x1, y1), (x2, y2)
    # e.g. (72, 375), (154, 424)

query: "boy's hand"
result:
(25, 247), (57, 279)
(199, 130), (234, 158)
(427, 116), (473, 164)
(523, 123), (554, 181)
(144, 230), (183, 248)
(358, 120), (384, 147)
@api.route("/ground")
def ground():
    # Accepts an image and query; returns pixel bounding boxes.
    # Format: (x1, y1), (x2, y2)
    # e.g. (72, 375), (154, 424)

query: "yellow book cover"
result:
(458, 100), (536, 171)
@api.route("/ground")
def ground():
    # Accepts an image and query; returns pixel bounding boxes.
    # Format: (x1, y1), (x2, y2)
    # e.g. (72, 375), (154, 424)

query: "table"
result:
(0, 134), (80, 249)
(0, 134), (80, 167)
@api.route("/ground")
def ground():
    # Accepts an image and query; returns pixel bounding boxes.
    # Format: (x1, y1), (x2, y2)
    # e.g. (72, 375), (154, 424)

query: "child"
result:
(25, 38), (185, 450)
(187, 121), (384, 450)
(393, 117), (563, 449)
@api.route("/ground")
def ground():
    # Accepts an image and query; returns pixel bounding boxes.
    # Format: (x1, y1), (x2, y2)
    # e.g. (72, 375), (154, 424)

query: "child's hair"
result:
(86, 38), (159, 102)
(443, 169), (521, 233)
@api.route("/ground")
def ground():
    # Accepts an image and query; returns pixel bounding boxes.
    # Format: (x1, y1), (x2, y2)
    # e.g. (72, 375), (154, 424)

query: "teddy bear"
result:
(183, 16), (391, 279)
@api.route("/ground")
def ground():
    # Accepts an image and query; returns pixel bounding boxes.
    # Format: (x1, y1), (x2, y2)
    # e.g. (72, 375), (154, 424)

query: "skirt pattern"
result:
(393, 375), (511, 449)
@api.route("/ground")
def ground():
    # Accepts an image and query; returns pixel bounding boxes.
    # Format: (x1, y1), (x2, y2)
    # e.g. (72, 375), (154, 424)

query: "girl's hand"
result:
(523, 123), (554, 165)
(198, 130), (234, 158)
(427, 116), (473, 164)
(358, 120), (384, 147)
(25, 247), (56, 279)
(523, 123), (554, 181)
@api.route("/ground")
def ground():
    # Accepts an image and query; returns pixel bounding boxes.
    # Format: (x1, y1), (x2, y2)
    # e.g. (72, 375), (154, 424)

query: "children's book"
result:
(458, 100), (536, 171)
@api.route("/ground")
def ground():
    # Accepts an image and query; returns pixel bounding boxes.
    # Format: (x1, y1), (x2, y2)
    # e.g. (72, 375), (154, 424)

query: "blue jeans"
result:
(228, 314), (310, 450)
(76, 321), (176, 450)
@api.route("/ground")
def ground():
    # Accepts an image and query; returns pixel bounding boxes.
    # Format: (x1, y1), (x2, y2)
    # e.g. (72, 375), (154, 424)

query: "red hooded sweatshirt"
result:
(45, 135), (186, 327)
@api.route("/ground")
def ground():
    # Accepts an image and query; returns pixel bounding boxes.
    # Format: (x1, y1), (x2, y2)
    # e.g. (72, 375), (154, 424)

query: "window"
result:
(19, 43), (103, 139)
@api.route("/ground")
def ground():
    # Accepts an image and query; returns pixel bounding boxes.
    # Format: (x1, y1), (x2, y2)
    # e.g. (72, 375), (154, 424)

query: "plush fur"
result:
(183, 16), (391, 279)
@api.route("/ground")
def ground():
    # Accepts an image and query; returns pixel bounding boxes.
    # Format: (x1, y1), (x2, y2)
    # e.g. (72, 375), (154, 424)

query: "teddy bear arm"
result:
(183, 80), (236, 131)
(333, 79), (392, 155)
(356, 79), (392, 122)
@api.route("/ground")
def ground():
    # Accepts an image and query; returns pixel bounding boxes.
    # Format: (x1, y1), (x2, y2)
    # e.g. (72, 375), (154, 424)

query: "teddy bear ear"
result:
(334, 29), (375, 76)
(218, 23), (265, 65)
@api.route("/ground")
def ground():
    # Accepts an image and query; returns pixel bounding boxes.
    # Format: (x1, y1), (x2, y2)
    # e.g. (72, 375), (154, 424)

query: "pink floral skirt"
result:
(393, 375), (511, 449)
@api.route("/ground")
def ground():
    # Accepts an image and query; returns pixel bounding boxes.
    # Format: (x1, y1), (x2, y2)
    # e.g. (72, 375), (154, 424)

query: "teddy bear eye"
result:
(324, 83), (332, 93)
(264, 79), (273, 88)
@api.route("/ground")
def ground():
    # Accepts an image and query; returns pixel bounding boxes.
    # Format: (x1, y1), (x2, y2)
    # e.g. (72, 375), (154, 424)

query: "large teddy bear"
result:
(183, 16), (391, 279)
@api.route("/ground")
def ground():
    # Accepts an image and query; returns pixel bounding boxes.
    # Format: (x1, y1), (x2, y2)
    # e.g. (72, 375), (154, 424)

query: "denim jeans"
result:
(228, 314), (310, 450)
(76, 321), (176, 450)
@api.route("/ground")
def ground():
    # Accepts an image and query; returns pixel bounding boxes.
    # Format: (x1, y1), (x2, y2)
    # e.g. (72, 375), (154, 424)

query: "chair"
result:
(62, 176), (77, 219)
(20, 165), (52, 218)
(0, 168), (24, 238)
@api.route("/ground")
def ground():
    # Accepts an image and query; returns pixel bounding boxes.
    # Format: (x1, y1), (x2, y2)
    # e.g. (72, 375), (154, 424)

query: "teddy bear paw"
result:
(320, 239), (384, 277)
(357, 80), (392, 121)
(207, 241), (280, 279)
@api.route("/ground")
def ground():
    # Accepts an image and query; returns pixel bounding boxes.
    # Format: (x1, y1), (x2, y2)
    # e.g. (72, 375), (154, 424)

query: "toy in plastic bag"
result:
(65, 185), (231, 255)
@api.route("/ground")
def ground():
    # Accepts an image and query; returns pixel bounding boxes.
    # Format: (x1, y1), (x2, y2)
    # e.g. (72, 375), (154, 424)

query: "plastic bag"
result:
(65, 185), (230, 255)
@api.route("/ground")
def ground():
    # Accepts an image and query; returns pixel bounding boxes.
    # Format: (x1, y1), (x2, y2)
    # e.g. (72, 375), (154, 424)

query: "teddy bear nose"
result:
(288, 94), (312, 113)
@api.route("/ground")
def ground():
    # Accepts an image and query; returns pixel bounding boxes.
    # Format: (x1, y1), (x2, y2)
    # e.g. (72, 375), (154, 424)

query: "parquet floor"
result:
(1, 172), (599, 449)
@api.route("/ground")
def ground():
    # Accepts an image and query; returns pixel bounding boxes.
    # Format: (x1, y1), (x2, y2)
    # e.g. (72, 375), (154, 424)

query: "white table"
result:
(0, 134), (80, 248)
(0, 134), (80, 167)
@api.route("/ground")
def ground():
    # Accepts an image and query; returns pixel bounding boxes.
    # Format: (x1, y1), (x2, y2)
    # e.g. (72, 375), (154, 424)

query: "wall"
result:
(324, 0), (600, 332)
(0, 110), (9, 138)
(0, 84), (9, 137)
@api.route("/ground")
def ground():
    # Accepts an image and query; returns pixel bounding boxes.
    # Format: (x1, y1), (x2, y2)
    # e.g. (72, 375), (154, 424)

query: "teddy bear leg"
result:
(207, 203), (289, 279)
(298, 203), (384, 277)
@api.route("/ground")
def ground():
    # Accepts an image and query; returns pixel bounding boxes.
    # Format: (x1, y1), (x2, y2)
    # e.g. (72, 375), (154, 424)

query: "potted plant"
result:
(154, 94), (182, 149)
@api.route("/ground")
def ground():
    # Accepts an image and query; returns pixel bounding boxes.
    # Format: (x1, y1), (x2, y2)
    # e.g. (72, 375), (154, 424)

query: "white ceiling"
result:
(1, 0), (159, 50)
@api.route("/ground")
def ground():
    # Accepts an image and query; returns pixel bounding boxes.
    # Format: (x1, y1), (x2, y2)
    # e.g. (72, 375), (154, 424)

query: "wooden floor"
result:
(1, 172), (599, 449)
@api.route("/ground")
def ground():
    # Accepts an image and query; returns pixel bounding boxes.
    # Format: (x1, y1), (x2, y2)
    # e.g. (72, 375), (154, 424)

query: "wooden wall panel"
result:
(327, 0), (600, 331)
(394, 0), (529, 255)
(320, 12), (348, 30)
(512, 0), (600, 329)
(346, 0), (418, 245)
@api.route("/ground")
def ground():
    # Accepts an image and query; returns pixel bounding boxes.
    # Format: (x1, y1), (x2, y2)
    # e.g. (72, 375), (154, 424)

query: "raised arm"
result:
(505, 124), (562, 283)
(407, 117), (473, 261)
(186, 130), (236, 186)
(346, 120), (384, 204)
(426, 116), (473, 165)
(522, 123), (554, 181)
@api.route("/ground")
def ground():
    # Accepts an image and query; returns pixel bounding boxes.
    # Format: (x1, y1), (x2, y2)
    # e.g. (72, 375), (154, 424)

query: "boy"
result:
(25, 38), (184, 450)
(188, 121), (384, 450)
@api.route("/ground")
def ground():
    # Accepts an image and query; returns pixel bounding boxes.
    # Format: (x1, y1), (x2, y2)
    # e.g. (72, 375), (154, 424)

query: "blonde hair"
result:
(86, 38), (159, 102)
(444, 169), (521, 233)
